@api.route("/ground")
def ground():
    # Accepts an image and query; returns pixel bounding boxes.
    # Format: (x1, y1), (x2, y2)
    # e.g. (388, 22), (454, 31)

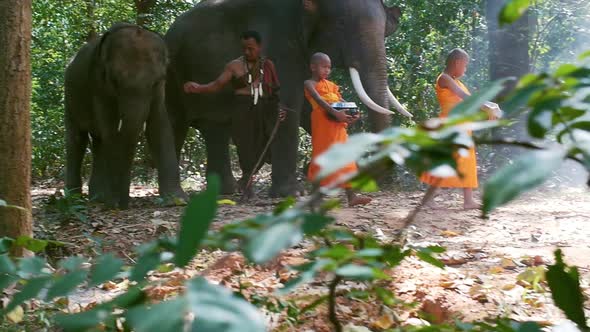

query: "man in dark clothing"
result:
(184, 31), (284, 197)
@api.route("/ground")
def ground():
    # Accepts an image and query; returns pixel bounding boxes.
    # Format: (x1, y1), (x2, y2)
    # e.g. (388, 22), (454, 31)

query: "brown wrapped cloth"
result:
(262, 58), (280, 98)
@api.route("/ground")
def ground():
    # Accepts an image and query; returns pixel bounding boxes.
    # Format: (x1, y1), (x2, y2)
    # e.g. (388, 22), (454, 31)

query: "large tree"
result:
(486, 0), (531, 94)
(0, 0), (33, 256)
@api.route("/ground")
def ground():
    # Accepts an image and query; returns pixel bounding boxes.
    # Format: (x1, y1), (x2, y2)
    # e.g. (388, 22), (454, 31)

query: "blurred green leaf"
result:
(55, 308), (111, 332)
(546, 250), (588, 330)
(483, 149), (565, 215)
(557, 121), (590, 142)
(274, 197), (296, 215)
(46, 270), (87, 300)
(14, 236), (49, 253)
(528, 108), (553, 138)
(302, 214), (334, 235)
(245, 217), (303, 264)
(499, 0), (530, 25)
(175, 175), (220, 268)
(349, 174), (379, 192)
(186, 277), (266, 332)
(335, 264), (378, 281)
(127, 298), (187, 332)
(448, 79), (508, 119)
(416, 246), (446, 269)
(5, 277), (50, 313)
(278, 260), (330, 295)
(130, 252), (161, 282)
(316, 133), (384, 179)
(18, 257), (47, 278)
(0, 238), (14, 254)
(89, 254), (124, 287)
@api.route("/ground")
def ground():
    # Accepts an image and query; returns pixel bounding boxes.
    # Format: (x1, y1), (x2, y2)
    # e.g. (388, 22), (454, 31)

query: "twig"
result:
(122, 251), (137, 264)
(476, 138), (585, 165)
(328, 276), (343, 332)
(241, 106), (292, 202)
(403, 185), (438, 228)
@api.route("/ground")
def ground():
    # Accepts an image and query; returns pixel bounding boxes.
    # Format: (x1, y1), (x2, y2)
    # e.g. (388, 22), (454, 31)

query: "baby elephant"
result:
(65, 23), (187, 208)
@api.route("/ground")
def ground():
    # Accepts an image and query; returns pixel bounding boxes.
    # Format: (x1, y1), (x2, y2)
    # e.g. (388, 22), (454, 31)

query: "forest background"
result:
(31, 0), (590, 186)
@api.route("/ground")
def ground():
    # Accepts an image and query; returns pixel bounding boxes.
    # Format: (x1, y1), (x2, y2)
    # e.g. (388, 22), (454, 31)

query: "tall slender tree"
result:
(134, 0), (157, 26)
(486, 0), (531, 94)
(0, 0), (33, 256)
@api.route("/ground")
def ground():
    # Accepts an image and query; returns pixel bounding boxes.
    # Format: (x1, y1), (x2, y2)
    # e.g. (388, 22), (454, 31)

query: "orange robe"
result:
(420, 75), (478, 188)
(305, 79), (356, 188)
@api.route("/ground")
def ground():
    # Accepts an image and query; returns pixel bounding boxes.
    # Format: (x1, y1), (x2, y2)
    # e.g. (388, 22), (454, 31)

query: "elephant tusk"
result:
(387, 87), (413, 118)
(349, 68), (394, 116)
(117, 119), (123, 132)
(143, 122), (147, 132)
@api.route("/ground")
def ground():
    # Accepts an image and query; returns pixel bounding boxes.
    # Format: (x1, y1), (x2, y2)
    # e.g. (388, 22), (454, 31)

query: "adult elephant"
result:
(65, 23), (187, 209)
(165, 0), (410, 197)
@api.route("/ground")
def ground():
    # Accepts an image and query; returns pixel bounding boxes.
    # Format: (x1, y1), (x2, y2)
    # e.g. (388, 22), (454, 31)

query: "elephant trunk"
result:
(111, 97), (151, 208)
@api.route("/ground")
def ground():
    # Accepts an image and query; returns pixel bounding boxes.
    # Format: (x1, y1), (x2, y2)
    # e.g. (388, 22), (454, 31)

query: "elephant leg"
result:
(146, 99), (187, 202)
(300, 99), (312, 135)
(270, 104), (302, 198)
(112, 141), (136, 209)
(170, 117), (189, 164)
(65, 119), (89, 195)
(88, 138), (110, 203)
(200, 122), (236, 194)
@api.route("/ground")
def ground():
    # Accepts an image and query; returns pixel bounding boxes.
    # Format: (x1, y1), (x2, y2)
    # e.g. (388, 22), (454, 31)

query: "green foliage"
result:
(482, 56), (590, 213)
(546, 250), (588, 330)
(499, 0), (531, 25)
(483, 149), (565, 214)
(45, 189), (87, 222)
(175, 175), (220, 268)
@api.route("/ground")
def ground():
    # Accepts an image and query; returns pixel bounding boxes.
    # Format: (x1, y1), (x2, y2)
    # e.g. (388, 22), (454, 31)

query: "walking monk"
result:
(420, 48), (492, 210)
(304, 53), (371, 207)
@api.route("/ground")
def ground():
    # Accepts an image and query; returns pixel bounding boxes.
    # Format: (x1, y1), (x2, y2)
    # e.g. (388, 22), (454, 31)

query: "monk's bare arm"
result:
(438, 74), (470, 100)
(304, 81), (338, 115)
(184, 62), (235, 94)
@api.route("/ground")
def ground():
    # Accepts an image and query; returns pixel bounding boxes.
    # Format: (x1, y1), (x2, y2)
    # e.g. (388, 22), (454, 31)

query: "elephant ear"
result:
(384, 5), (402, 37)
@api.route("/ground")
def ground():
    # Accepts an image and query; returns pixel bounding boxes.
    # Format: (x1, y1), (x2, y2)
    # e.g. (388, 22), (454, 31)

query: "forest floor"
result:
(31, 177), (590, 331)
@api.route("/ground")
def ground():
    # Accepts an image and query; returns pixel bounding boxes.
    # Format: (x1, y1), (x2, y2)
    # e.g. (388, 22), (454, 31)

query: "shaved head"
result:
(446, 48), (469, 66)
(311, 52), (331, 65)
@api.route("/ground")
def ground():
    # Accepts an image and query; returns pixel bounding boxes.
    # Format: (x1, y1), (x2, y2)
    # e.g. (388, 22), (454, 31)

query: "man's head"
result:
(446, 48), (470, 78)
(241, 30), (262, 62)
(310, 52), (332, 80)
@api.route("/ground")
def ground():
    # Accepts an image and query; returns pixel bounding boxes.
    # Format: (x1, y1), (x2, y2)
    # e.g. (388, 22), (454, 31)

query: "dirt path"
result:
(32, 185), (590, 330)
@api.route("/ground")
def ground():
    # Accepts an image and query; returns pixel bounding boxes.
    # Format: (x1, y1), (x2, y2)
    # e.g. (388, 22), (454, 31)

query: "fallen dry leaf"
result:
(6, 305), (24, 323)
(440, 230), (461, 238)
(501, 258), (517, 270)
(489, 266), (505, 274)
(421, 298), (450, 324)
(371, 313), (395, 329)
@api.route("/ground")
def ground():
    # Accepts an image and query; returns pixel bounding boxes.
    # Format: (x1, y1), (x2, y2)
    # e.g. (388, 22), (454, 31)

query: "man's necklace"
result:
(243, 57), (265, 105)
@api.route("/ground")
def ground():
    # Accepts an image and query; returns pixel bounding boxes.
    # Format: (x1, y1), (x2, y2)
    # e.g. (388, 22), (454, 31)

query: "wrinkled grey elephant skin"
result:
(65, 23), (187, 209)
(165, 0), (402, 197)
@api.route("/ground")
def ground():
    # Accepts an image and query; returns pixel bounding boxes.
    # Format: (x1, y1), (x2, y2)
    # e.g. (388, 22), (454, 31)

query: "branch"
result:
(475, 138), (585, 165)
(328, 276), (343, 332)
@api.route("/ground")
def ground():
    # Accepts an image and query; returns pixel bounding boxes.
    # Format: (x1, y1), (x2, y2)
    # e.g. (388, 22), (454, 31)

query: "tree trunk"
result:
(134, 0), (157, 27)
(485, 0), (534, 166)
(85, 0), (97, 41)
(0, 0), (33, 256)
(486, 0), (531, 95)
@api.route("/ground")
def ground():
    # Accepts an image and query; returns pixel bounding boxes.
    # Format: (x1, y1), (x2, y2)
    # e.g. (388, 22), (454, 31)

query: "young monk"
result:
(304, 52), (371, 207)
(420, 48), (482, 210)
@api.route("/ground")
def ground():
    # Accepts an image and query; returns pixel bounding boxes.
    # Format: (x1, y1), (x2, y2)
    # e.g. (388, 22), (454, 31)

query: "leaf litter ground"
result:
(30, 181), (590, 331)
